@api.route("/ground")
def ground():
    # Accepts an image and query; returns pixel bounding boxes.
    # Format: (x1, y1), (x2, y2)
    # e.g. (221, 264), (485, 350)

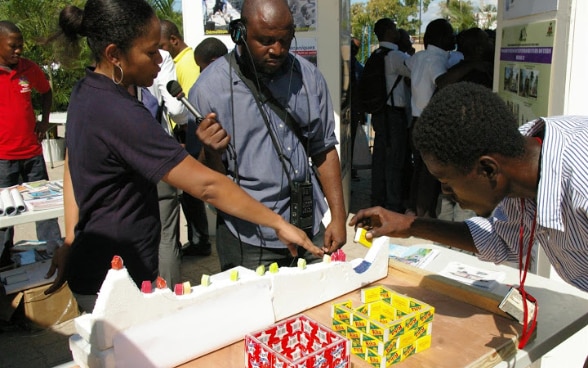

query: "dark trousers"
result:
(407, 117), (440, 217)
(216, 218), (324, 272)
(370, 106), (408, 212)
(180, 192), (210, 247)
(0, 156), (62, 266)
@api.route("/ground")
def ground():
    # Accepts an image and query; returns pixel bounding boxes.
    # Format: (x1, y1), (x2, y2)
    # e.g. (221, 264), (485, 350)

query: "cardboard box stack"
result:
(245, 314), (351, 368)
(332, 286), (435, 367)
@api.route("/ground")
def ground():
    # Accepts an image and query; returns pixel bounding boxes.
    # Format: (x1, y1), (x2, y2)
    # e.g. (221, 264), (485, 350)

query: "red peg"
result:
(174, 283), (184, 296)
(111, 255), (124, 270)
(141, 281), (152, 293)
(155, 276), (167, 289)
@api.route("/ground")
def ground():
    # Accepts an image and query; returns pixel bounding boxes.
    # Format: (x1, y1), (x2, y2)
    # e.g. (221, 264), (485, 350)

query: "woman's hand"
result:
(275, 220), (324, 258)
(44, 244), (71, 295)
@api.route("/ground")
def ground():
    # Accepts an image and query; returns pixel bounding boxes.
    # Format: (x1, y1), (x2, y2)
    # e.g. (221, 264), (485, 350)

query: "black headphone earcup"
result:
(229, 19), (247, 45)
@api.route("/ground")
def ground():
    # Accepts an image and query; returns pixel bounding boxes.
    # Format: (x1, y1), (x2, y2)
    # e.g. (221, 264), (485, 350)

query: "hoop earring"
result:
(111, 64), (124, 85)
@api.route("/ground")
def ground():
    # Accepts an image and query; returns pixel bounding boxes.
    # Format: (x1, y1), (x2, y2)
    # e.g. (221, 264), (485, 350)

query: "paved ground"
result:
(0, 159), (373, 368)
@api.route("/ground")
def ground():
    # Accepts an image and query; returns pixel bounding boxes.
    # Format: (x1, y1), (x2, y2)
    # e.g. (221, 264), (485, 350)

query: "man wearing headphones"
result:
(189, 0), (346, 271)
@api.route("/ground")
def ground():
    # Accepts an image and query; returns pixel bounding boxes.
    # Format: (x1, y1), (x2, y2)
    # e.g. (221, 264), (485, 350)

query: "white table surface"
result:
(0, 206), (63, 228)
(402, 241), (588, 367)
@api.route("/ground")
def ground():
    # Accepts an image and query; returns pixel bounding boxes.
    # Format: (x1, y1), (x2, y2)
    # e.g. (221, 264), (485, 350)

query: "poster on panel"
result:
(290, 37), (317, 65)
(498, 20), (555, 125)
(503, 0), (558, 20)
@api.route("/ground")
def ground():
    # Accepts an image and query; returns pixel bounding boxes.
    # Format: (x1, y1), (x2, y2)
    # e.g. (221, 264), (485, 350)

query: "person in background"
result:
(405, 18), (455, 218)
(0, 21), (62, 268)
(159, 19), (199, 98)
(159, 19), (212, 257)
(350, 81), (588, 296)
(191, 0), (347, 271)
(369, 18), (411, 213)
(397, 29), (415, 56)
(44, 0), (323, 313)
(349, 36), (364, 181)
(194, 37), (228, 71)
(139, 48), (189, 288)
(181, 37), (228, 257)
(396, 28), (415, 207)
(437, 27), (494, 90)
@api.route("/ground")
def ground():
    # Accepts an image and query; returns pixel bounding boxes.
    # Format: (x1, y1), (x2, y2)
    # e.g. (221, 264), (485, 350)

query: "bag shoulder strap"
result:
(225, 52), (309, 151)
(387, 75), (403, 107)
(373, 47), (402, 107)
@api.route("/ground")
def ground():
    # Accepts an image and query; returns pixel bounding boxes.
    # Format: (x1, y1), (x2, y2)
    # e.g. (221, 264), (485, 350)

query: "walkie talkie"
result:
(290, 180), (314, 234)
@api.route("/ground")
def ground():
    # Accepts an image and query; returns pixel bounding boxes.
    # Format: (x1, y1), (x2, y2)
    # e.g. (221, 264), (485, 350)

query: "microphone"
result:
(166, 80), (203, 119)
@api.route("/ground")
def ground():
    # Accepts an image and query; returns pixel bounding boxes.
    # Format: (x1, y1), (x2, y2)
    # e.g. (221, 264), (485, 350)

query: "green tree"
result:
(476, 3), (497, 29)
(439, 0), (477, 33)
(0, 0), (183, 114)
(351, 0), (431, 63)
(149, 0), (183, 32)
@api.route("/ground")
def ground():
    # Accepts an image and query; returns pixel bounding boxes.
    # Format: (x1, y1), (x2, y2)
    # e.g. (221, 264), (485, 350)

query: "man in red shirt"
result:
(0, 21), (62, 267)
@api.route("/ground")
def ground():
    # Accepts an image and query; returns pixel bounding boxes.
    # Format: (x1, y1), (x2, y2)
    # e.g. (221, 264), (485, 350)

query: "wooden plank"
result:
(388, 259), (511, 319)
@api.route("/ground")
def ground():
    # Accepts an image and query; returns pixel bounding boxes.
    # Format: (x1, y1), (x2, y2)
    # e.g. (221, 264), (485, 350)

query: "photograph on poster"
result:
(203, 0), (317, 35)
(504, 66), (520, 94)
(519, 69), (539, 98)
(203, 0), (242, 35)
(518, 68), (538, 99)
(288, 0), (317, 31)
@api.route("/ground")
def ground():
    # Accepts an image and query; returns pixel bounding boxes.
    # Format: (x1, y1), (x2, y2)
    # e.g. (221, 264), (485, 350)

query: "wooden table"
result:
(180, 241), (588, 368)
(182, 264), (520, 367)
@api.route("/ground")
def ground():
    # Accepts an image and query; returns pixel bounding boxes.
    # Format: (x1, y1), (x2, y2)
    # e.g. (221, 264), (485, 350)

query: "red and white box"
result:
(245, 315), (351, 368)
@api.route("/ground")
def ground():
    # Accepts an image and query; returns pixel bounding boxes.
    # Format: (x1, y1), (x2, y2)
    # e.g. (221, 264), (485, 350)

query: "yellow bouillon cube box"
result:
(332, 286), (435, 366)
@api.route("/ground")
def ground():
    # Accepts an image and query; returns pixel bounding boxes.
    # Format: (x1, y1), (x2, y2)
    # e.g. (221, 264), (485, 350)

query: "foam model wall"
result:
(69, 237), (389, 368)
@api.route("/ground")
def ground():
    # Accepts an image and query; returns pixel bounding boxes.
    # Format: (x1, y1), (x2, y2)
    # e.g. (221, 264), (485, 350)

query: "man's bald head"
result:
(241, 0), (293, 29)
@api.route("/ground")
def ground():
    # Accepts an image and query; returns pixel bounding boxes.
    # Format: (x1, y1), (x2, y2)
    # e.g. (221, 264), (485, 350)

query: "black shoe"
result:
(182, 244), (212, 257)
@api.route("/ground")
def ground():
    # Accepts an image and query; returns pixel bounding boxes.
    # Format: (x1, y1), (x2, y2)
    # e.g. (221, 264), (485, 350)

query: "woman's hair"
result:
(413, 82), (525, 174)
(58, 0), (155, 63)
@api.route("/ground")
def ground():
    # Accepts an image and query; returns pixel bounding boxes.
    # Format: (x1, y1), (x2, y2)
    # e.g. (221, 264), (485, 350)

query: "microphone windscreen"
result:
(166, 80), (183, 98)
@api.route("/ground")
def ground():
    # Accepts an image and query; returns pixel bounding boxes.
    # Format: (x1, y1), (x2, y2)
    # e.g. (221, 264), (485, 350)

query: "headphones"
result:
(229, 18), (296, 46)
(229, 19), (247, 45)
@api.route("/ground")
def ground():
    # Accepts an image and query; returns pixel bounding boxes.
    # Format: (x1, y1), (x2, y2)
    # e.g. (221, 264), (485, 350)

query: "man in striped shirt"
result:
(350, 82), (588, 293)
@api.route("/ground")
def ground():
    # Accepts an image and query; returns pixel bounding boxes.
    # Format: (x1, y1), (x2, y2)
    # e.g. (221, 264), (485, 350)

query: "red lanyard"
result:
(517, 198), (538, 348)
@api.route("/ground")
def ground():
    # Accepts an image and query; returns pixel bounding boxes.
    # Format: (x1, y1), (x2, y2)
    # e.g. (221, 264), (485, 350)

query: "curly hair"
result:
(413, 82), (525, 174)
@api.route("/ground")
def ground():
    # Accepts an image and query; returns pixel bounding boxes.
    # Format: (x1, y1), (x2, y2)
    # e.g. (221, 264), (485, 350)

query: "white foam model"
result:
(69, 237), (389, 368)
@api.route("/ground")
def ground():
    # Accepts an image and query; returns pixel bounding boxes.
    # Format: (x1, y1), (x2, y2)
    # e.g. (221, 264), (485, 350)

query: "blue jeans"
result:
(0, 156), (62, 265)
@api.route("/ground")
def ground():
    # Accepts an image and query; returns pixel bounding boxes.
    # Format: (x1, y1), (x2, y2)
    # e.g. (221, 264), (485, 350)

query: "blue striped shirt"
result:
(466, 116), (588, 292)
